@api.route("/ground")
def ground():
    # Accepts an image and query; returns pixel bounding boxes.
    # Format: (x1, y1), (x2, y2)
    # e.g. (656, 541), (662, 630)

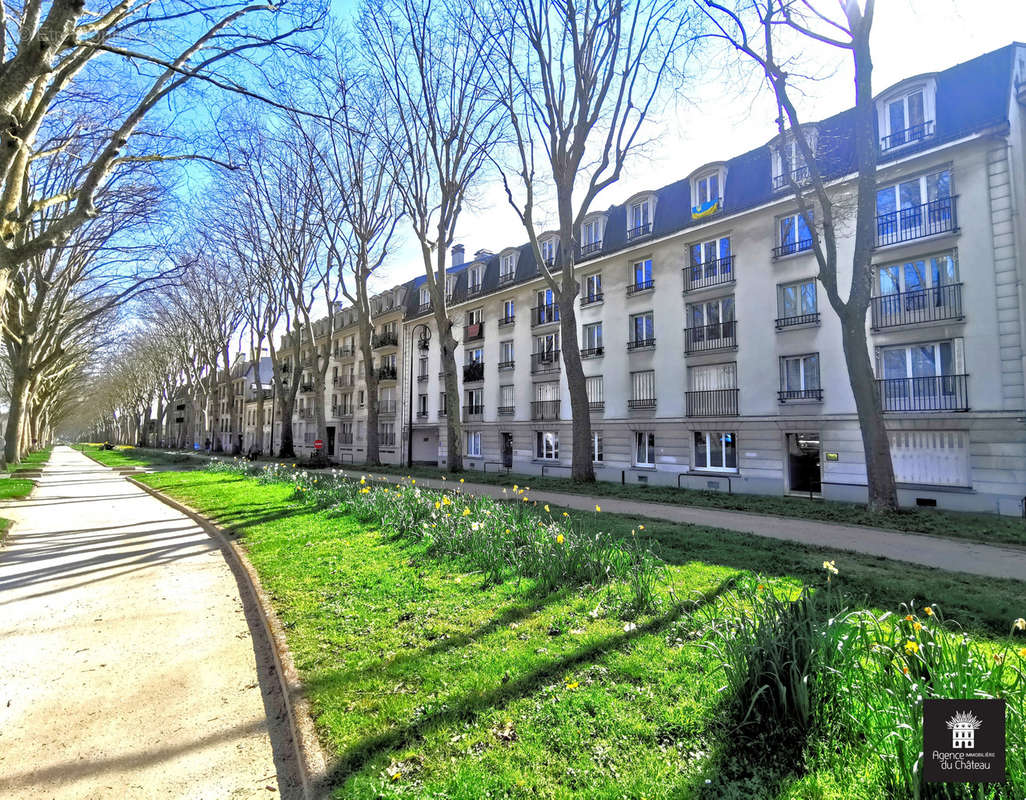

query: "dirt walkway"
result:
(0, 446), (301, 799)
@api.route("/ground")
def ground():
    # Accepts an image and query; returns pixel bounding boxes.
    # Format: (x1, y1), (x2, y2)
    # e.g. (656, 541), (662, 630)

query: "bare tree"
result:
(702, 0), (897, 511)
(482, 0), (689, 481)
(364, 0), (505, 472)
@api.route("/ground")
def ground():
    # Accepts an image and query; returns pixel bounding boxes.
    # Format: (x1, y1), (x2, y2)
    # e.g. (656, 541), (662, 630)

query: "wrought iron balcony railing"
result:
(376, 365), (397, 381)
(871, 283), (963, 329)
(580, 240), (603, 257)
(530, 350), (561, 374)
(771, 165), (811, 191)
(880, 120), (935, 151)
(498, 359), (515, 371)
(532, 303), (560, 326)
(627, 279), (655, 296)
(462, 404), (484, 420)
(580, 292), (604, 306)
(778, 388), (823, 403)
(775, 312), (821, 329)
(498, 272), (516, 287)
(627, 398), (656, 410)
(580, 346), (604, 358)
(684, 321), (737, 354)
(772, 238), (813, 258)
(497, 405), (514, 415)
(876, 196), (958, 248)
(626, 222), (651, 240)
(463, 323), (484, 342)
(683, 256), (735, 292)
(531, 400), (560, 420)
(685, 388), (739, 417)
(463, 362), (485, 382)
(627, 338), (655, 351)
(498, 314), (515, 327)
(372, 331), (398, 349)
(877, 374), (969, 412)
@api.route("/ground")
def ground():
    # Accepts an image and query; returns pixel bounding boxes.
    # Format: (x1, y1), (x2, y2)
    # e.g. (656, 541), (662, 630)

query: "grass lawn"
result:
(358, 463), (1026, 547)
(8, 447), (52, 473)
(74, 443), (203, 469)
(0, 476), (33, 543)
(140, 468), (1026, 799)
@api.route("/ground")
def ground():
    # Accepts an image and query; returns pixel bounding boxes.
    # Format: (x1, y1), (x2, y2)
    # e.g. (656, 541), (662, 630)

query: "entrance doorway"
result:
(501, 432), (514, 468)
(787, 432), (821, 494)
(326, 426), (335, 457)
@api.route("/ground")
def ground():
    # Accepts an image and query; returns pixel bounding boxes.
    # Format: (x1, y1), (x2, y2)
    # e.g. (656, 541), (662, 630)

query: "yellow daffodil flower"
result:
(904, 640), (919, 655)
(556, 534), (564, 544)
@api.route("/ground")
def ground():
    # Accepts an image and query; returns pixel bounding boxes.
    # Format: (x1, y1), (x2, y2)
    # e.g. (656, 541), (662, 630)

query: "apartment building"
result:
(398, 44), (1026, 515)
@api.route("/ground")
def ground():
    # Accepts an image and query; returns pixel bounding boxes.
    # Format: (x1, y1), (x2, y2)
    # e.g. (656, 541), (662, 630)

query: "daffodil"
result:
(924, 606), (935, 617)
(913, 621), (923, 632)
(1014, 618), (1026, 631)
(360, 477), (366, 485)
(462, 507), (471, 516)
(544, 504), (550, 512)
(904, 640), (919, 655)
(556, 534), (564, 544)
(435, 501), (441, 510)
(595, 505), (601, 512)
(904, 614), (914, 622)
(1018, 647), (1026, 658)
(565, 681), (579, 690)
(360, 487), (370, 494)
(459, 478), (464, 484)
(822, 560), (838, 576)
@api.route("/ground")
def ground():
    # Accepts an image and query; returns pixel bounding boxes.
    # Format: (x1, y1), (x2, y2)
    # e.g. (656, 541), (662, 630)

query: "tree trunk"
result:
(4, 370), (29, 464)
(557, 290), (595, 482)
(311, 367), (329, 467)
(435, 313), (462, 472)
(360, 336), (381, 467)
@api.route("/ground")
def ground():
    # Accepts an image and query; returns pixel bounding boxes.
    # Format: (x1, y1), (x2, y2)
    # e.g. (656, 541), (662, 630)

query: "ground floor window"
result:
(467, 431), (482, 457)
(693, 431), (737, 471)
(634, 431), (655, 467)
(536, 431), (559, 460)
(592, 432), (603, 462)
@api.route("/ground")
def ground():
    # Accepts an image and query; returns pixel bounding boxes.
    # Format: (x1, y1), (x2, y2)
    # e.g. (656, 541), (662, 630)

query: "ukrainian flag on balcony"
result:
(691, 198), (719, 220)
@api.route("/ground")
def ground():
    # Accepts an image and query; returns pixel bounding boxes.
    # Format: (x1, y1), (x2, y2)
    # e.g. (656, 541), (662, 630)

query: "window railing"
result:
(498, 405), (514, 415)
(498, 359), (515, 371)
(466, 283), (484, 298)
(299, 383), (314, 393)
(684, 321), (737, 353)
(417, 301), (432, 314)
(339, 433), (354, 445)
(498, 314), (515, 327)
(775, 312), (821, 329)
(376, 365), (397, 381)
(880, 120), (935, 151)
(532, 304), (560, 326)
(379, 406), (397, 417)
(416, 410), (428, 419)
(298, 407), (313, 419)
(772, 239), (813, 258)
(580, 292), (604, 306)
(531, 400), (560, 420)
(627, 398), (656, 409)
(626, 222), (652, 240)
(530, 350), (561, 374)
(498, 272), (516, 286)
(778, 388), (823, 403)
(462, 404), (484, 420)
(580, 346), (604, 358)
(463, 362), (485, 382)
(876, 196), (958, 248)
(685, 388), (739, 417)
(379, 432), (396, 447)
(463, 323), (484, 341)
(335, 346), (356, 358)
(771, 165), (811, 191)
(627, 279), (655, 296)
(627, 337), (655, 351)
(417, 373), (428, 383)
(683, 256), (735, 292)
(877, 374), (969, 412)
(588, 401), (604, 412)
(580, 241), (603, 257)
(372, 331), (398, 348)
(337, 408), (353, 418)
(871, 283), (964, 329)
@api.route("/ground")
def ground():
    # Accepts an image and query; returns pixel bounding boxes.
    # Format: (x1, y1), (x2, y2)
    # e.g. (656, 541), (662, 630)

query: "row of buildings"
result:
(167, 44), (1026, 516)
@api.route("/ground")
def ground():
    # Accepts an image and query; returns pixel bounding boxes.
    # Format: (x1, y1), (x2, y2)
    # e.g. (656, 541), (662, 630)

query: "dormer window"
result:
(445, 275), (456, 301)
(878, 80), (936, 151)
(467, 264), (484, 296)
(627, 198), (652, 240)
(772, 129), (817, 191)
(540, 237), (557, 267)
(499, 252), (517, 284)
(690, 165), (725, 219)
(418, 286), (430, 309)
(580, 216), (605, 256)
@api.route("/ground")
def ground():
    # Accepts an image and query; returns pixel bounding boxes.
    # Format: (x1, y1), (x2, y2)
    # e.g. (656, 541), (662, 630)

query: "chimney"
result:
(451, 243), (465, 266)
(474, 249), (493, 261)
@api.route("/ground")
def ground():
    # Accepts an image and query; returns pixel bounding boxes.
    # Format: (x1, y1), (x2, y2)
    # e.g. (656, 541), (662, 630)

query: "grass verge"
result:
(139, 466), (1026, 799)
(73, 443), (203, 468)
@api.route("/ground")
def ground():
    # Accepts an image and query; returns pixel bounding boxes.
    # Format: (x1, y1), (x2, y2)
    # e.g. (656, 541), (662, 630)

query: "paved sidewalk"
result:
(0, 446), (300, 799)
(333, 468), (1026, 583)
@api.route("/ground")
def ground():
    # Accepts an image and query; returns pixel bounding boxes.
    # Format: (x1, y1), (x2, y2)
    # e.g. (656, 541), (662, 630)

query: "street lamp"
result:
(406, 323), (432, 467)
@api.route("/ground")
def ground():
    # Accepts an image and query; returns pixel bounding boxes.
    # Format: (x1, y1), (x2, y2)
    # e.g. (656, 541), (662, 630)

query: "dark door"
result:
(501, 433), (514, 468)
(326, 426), (336, 457)
(787, 433), (821, 493)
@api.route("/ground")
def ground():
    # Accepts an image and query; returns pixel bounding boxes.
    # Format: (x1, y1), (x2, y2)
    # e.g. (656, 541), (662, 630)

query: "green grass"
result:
(74, 443), (202, 468)
(8, 447), (51, 473)
(139, 468), (1026, 798)
(360, 462), (1026, 547)
(0, 476), (33, 544)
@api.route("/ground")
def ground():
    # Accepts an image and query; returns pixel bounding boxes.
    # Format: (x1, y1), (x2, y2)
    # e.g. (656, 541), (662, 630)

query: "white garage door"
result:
(889, 430), (969, 487)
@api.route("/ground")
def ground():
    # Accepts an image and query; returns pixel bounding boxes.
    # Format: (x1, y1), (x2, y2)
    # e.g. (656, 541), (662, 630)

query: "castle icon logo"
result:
(946, 710), (982, 749)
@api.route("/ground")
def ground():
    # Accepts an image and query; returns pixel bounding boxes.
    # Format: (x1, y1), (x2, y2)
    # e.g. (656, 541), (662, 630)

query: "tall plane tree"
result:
(703, 0), (897, 510)
(483, 0), (689, 481)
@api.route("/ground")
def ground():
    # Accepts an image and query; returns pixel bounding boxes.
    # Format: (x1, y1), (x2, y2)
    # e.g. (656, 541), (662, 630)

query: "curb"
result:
(127, 476), (329, 799)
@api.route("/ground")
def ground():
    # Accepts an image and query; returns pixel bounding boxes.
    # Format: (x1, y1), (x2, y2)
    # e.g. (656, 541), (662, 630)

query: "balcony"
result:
(498, 314), (515, 327)
(685, 321), (736, 354)
(778, 388), (823, 403)
(333, 375), (356, 387)
(772, 239), (813, 259)
(337, 408), (354, 419)
(463, 322), (484, 342)
(379, 432), (397, 447)
(626, 222), (652, 241)
(335, 346), (356, 359)
(299, 383), (314, 393)
(588, 401), (604, 413)
(416, 410), (428, 420)
(377, 365), (397, 381)
(462, 404), (484, 421)
(685, 388), (739, 417)
(877, 374), (969, 412)
(498, 272), (516, 287)
(379, 406), (397, 418)
(580, 240), (603, 258)
(531, 400), (560, 420)
(775, 312), (821, 329)
(372, 331), (398, 349)
(871, 283), (964, 329)
(627, 398), (656, 410)
(498, 405), (514, 415)
(580, 292), (603, 307)
(532, 304), (560, 327)
(880, 120), (935, 152)
(683, 256), (735, 293)
(466, 283), (484, 299)
(876, 196), (958, 248)
(417, 301), (432, 314)
(771, 165), (811, 192)
(530, 350), (561, 375)
(626, 338), (655, 352)
(463, 362), (485, 382)
(626, 279), (655, 296)
(498, 359), (515, 371)
(580, 346), (604, 359)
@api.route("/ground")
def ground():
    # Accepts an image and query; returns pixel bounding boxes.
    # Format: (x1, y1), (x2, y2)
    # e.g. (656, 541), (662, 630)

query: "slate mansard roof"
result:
(402, 42), (1019, 320)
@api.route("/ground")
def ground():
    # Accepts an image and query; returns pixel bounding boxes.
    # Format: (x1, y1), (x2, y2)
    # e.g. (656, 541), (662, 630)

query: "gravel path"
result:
(0, 446), (301, 799)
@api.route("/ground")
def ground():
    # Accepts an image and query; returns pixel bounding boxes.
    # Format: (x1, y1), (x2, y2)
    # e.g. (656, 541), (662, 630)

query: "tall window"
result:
(466, 347), (483, 364)
(631, 370), (655, 404)
(630, 258), (653, 290)
(540, 238), (557, 265)
(583, 273), (602, 302)
(467, 431), (482, 456)
(772, 131), (816, 188)
(534, 381), (559, 403)
(629, 199), (650, 234)
(535, 332), (559, 355)
(445, 276), (456, 298)
(379, 386), (396, 412)
(781, 354), (821, 394)
(380, 421), (395, 444)
(536, 431), (559, 460)
(688, 362), (737, 391)
(778, 280), (818, 321)
(586, 375), (604, 406)
(875, 170), (952, 244)
(581, 218), (602, 246)
(418, 356), (428, 378)
(466, 387), (484, 410)
(634, 431), (655, 467)
(687, 297), (733, 331)
(582, 322), (603, 351)
(419, 287), (430, 307)
(467, 265), (483, 292)
(499, 340), (514, 366)
(694, 172), (719, 205)
(591, 432), (604, 462)
(417, 393), (428, 415)
(881, 87), (934, 149)
(536, 288), (559, 324)
(502, 298), (515, 321)
(689, 236), (731, 270)
(877, 251), (957, 296)
(499, 384), (514, 410)
(500, 253), (516, 281)
(439, 392), (447, 415)
(693, 431), (737, 471)
(630, 312), (654, 344)
(777, 212), (813, 256)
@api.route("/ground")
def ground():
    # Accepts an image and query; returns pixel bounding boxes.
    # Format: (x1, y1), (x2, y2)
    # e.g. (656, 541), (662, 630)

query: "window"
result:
(358, 389), (365, 408)
(502, 298), (515, 322)
(467, 431), (482, 456)
(777, 212), (813, 256)
(592, 432), (604, 462)
(418, 287), (430, 307)
(379, 386), (396, 412)
(879, 84), (935, 150)
(536, 431), (559, 460)
(693, 431), (737, 471)
(445, 276), (456, 299)
(875, 169), (953, 246)
(772, 130), (816, 190)
(500, 253), (516, 281)
(418, 356), (428, 379)
(535, 332), (559, 354)
(586, 375), (604, 407)
(499, 340), (514, 367)
(499, 384), (514, 411)
(780, 354), (821, 400)
(341, 393), (353, 413)
(583, 273), (602, 303)
(381, 353), (397, 370)
(878, 339), (966, 411)
(466, 308), (483, 326)
(631, 370), (655, 406)
(877, 251), (957, 296)
(687, 297), (734, 331)
(536, 289), (559, 324)
(582, 322), (603, 353)
(629, 258), (653, 292)
(629, 312), (654, 346)
(581, 218), (603, 251)
(467, 265), (483, 293)
(874, 251), (961, 326)
(417, 393), (428, 415)
(380, 421), (395, 446)
(694, 172), (720, 205)
(465, 347), (483, 364)
(540, 238), (557, 266)
(439, 392), (447, 415)
(628, 199), (651, 237)
(466, 387), (484, 409)
(777, 280), (818, 324)
(634, 431), (655, 467)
